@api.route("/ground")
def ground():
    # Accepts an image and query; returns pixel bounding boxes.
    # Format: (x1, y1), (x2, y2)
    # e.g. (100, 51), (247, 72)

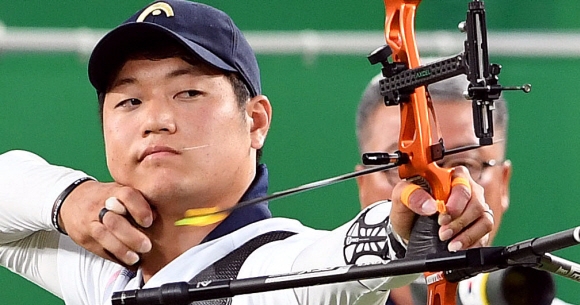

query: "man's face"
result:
(356, 101), (511, 243)
(102, 57), (268, 218)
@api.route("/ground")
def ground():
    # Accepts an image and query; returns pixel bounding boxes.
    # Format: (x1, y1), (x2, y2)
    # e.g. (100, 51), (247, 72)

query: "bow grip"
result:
(405, 174), (456, 305)
(404, 166), (452, 259)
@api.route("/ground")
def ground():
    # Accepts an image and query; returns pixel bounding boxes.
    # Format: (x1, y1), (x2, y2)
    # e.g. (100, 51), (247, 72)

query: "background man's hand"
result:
(59, 181), (154, 266)
(390, 166), (493, 251)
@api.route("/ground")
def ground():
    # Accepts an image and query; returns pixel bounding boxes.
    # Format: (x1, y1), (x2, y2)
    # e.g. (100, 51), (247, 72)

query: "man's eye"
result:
(452, 162), (470, 167)
(115, 98), (142, 108)
(176, 90), (201, 99)
(444, 160), (477, 171)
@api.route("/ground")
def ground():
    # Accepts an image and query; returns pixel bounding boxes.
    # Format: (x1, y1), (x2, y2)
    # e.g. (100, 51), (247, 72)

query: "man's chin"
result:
(139, 181), (196, 203)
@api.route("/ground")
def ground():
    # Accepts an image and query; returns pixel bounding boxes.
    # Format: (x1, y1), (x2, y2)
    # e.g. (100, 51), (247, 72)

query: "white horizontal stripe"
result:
(0, 23), (578, 58)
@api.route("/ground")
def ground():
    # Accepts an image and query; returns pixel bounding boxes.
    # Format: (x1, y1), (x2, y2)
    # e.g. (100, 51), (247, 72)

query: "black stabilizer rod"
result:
(445, 226), (580, 283)
(111, 227), (580, 305)
(112, 251), (475, 305)
(503, 226), (580, 262)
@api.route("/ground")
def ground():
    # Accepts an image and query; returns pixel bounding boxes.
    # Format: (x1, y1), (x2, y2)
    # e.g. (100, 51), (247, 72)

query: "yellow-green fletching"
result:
(183, 207), (221, 217)
(175, 207), (228, 226)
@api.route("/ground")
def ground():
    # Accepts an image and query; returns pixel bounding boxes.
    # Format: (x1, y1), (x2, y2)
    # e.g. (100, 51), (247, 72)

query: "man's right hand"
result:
(59, 180), (154, 267)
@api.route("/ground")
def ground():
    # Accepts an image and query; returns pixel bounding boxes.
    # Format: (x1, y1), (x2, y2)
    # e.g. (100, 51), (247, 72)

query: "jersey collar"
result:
(201, 164), (272, 243)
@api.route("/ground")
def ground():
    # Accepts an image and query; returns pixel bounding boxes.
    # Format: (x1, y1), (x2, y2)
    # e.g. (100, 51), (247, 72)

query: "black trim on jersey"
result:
(188, 230), (296, 304)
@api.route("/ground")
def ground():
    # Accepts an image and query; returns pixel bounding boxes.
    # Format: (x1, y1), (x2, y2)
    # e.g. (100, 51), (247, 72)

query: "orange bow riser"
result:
(382, 1), (456, 305)
(366, 0), (532, 301)
(367, 0), (530, 304)
(383, 0), (453, 213)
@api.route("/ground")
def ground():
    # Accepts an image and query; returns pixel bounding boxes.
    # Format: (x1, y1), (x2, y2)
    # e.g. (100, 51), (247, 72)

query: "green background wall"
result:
(1, 0), (579, 303)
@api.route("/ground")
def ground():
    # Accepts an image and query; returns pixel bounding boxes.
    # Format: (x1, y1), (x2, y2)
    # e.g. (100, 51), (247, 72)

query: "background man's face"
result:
(356, 101), (511, 243)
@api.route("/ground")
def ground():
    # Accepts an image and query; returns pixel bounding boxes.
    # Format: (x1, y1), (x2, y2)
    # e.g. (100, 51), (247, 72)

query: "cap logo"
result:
(136, 2), (175, 22)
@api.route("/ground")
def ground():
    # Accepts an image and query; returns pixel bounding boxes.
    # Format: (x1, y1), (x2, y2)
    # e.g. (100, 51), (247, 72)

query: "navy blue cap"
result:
(88, 0), (261, 97)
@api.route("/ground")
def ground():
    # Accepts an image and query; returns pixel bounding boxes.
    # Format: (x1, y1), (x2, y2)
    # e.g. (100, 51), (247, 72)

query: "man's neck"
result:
(137, 164), (271, 283)
(140, 213), (220, 283)
(137, 181), (244, 282)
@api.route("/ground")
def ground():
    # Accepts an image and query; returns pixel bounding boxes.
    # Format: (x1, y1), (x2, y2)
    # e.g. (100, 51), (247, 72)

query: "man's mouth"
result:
(139, 145), (180, 161)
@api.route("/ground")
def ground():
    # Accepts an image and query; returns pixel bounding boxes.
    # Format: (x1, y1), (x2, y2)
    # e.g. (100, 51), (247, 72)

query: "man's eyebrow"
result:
(110, 77), (136, 91)
(166, 66), (199, 79)
(109, 66), (200, 91)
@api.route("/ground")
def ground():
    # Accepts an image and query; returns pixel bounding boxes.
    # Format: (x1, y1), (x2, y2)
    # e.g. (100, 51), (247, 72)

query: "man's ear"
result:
(500, 159), (513, 211)
(247, 95), (272, 149)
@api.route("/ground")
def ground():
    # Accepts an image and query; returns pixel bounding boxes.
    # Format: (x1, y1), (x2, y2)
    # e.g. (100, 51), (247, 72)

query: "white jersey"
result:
(0, 150), (416, 305)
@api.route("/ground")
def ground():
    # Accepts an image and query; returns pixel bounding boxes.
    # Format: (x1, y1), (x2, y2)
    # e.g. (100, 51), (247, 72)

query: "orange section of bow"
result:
(383, 1), (457, 305)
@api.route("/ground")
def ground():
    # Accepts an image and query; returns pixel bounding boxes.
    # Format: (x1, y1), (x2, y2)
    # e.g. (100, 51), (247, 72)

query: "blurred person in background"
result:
(354, 71), (572, 305)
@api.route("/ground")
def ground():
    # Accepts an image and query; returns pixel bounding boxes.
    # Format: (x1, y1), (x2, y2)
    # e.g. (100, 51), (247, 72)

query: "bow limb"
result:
(383, 1), (456, 305)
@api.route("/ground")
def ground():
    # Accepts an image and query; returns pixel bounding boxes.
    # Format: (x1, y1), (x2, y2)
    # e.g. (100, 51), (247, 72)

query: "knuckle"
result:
(121, 186), (142, 202)
(484, 217), (494, 232)
(445, 200), (462, 216)
(73, 232), (91, 245)
(115, 185), (135, 201)
(451, 218), (467, 232)
(90, 224), (107, 241)
(130, 207), (148, 219)
(456, 185), (471, 201)
(105, 216), (124, 231)
(482, 200), (490, 210)
(117, 187), (149, 216)
(462, 234), (475, 247)
(474, 201), (486, 214)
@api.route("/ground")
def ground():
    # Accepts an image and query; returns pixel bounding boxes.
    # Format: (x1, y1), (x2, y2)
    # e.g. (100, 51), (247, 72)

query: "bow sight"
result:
(367, 0), (530, 159)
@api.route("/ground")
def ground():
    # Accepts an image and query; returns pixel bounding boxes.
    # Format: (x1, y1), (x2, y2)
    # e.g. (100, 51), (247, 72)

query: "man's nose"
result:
(142, 100), (177, 136)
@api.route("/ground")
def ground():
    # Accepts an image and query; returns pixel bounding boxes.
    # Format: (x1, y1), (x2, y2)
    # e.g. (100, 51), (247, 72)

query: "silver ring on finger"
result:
(484, 209), (494, 219)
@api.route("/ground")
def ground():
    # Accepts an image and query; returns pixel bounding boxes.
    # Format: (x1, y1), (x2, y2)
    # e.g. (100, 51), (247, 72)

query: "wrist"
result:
(388, 222), (408, 259)
(51, 177), (95, 235)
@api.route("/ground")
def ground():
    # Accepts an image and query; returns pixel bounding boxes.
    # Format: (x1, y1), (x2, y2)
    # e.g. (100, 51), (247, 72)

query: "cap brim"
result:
(88, 22), (237, 93)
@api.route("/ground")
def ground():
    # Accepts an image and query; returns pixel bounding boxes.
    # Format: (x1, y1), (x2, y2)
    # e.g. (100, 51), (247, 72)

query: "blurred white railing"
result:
(1, 22), (580, 58)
